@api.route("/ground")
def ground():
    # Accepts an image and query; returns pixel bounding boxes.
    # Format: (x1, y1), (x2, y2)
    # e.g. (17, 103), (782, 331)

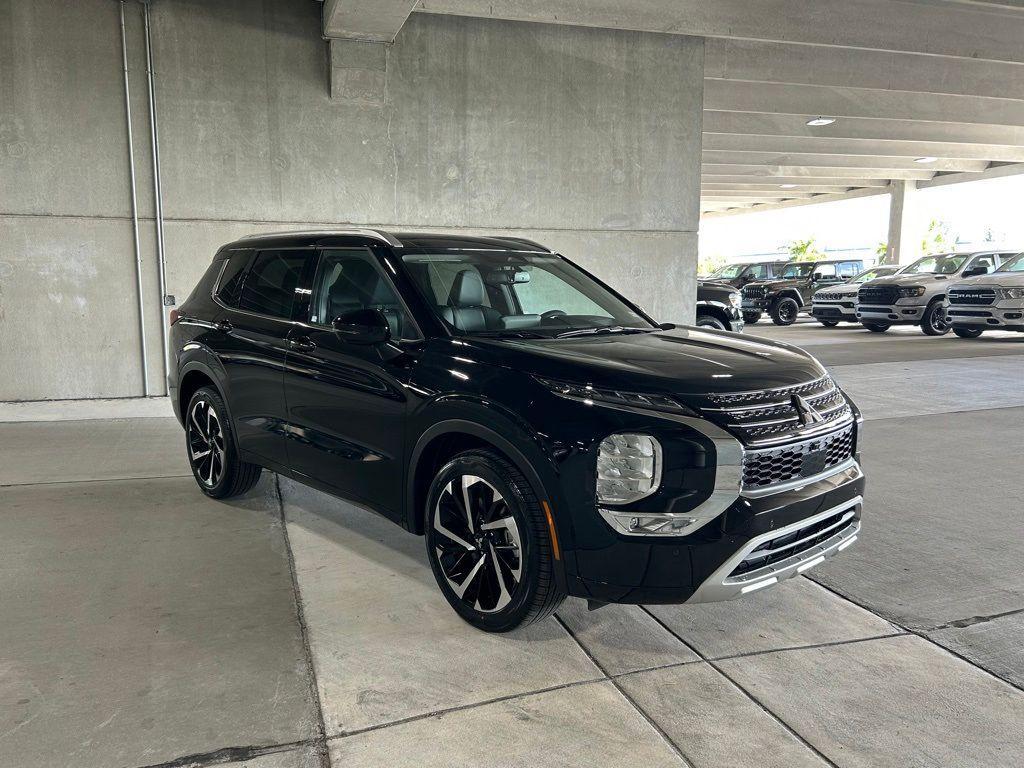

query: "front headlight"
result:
(996, 287), (1024, 300)
(534, 377), (698, 415)
(596, 433), (662, 504)
(729, 291), (741, 308)
(898, 286), (926, 298)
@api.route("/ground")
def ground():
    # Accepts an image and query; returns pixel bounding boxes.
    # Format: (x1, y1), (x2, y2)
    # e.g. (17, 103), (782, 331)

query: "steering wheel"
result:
(541, 310), (567, 321)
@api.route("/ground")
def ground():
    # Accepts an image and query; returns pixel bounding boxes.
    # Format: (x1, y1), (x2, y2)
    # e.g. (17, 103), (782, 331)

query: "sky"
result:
(698, 174), (1024, 268)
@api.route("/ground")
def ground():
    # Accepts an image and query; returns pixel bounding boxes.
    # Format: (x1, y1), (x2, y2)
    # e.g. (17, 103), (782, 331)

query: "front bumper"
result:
(856, 302), (925, 324)
(812, 301), (856, 321)
(947, 302), (1024, 332)
(742, 298), (769, 312)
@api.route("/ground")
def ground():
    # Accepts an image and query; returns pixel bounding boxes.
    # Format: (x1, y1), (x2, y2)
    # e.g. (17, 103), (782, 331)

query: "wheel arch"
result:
(695, 303), (731, 327)
(176, 360), (226, 425)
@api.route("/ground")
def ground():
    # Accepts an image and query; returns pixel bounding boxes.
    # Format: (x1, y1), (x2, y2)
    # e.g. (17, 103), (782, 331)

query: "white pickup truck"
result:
(945, 251), (1024, 337)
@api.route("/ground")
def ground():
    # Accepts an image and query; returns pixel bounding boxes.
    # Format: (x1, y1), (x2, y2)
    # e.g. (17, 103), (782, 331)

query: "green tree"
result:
(921, 219), (956, 256)
(788, 238), (822, 262)
(698, 252), (727, 277)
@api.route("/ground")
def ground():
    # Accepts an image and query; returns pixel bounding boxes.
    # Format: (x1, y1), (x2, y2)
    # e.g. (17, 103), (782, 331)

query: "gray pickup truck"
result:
(945, 251), (1024, 337)
(856, 250), (1016, 335)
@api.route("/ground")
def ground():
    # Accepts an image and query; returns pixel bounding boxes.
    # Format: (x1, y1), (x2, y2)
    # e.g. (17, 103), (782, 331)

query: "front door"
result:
(283, 247), (418, 520)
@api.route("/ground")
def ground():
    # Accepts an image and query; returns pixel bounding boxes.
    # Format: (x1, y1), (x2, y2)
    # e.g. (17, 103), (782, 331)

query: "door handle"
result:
(214, 319), (233, 332)
(288, 336), (317, 351)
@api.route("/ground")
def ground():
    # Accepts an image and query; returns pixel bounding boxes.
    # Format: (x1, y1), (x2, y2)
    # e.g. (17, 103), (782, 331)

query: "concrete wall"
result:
(0, 0), (704, 401)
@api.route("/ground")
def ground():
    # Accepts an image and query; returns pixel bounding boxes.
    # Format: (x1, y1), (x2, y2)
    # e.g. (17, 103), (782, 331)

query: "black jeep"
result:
(742, 259), (864, 326)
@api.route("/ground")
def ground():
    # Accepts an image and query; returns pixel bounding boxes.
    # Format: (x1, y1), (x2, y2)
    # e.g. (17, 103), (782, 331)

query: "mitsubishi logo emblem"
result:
(792, 394), (824, 426)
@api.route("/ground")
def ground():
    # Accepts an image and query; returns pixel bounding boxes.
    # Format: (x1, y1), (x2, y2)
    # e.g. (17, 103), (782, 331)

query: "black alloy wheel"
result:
(185, 387), (262, 499)
(921, 300), (951, 336)
(953, 327), (984, 339)
(770, 297), (800, 326)
(425, 449), (564, 632)
(819, 319), (840, 327)
(743, 311), (762, 324)
(863, 323), (890, 333)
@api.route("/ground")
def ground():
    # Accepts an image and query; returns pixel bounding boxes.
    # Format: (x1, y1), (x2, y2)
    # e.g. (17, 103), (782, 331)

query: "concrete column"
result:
(885, 180), (921, 265)
(330, 39), (387, 106)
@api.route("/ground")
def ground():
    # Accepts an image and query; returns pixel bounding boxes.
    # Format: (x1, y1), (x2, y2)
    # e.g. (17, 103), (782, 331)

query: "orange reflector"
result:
(541, 500), (560, 560)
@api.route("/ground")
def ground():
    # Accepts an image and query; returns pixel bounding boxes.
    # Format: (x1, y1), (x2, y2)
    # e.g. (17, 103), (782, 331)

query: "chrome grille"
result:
(701, 375), (854, 444)
(742, 424), (855, 489)
(858, 284), (900, 305)
(948, 288), (995, 306)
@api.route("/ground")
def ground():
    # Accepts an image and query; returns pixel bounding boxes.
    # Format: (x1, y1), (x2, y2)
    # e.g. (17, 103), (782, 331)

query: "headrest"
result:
(448, 269), (486, 306)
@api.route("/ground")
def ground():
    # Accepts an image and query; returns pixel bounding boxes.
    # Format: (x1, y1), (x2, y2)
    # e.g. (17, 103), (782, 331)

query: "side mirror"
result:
(332, 308), (391, 345)
(962, 266), (988, 278)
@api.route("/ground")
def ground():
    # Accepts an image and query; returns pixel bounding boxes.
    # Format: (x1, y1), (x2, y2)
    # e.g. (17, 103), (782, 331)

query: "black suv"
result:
(695, 281), (744, 332)
(742, 259), (863, 325)
(170, 230), (864, 632)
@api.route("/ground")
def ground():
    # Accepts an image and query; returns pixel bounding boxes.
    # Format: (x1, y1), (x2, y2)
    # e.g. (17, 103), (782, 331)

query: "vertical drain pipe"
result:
(143, 0), (170, 394)
(120, 0), (150, 396)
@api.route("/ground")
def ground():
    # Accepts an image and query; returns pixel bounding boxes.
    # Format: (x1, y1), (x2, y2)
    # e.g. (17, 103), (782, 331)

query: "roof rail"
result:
(238, 228), (403, 247)
(498, 236), (552, 252)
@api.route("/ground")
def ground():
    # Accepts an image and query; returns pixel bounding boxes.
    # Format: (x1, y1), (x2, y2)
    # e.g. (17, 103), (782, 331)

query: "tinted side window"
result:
(237, 250), (307, 318)
(216, 250), (253, 308)
(748, 264), (768, 279)
(971, 255), (997, 272)
(815, 264), (837, 278)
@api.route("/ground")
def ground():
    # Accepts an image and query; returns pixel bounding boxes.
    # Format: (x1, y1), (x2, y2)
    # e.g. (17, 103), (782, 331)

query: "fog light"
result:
(599, 508), (701, 537)
(596, 433), (662, 504)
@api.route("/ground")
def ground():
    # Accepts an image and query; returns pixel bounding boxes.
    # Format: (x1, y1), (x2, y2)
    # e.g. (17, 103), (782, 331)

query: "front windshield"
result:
(778, 263), (814, 279)
(710, 264), (745, 280)
(850, 267), (896, 284)
(402, 252), (655, 337)
(903, 254), (968, 275)
(997, 252), (1024, 272)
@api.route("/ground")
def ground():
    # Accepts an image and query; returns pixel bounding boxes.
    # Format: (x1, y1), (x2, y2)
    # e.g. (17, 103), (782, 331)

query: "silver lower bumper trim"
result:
(687, 496), (862, 604)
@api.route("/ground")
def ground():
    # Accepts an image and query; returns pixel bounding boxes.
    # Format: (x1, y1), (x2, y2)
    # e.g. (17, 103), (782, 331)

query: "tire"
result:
(921, 300), (951, 336)
(953, 327), (984, 339)
(770, 296), (800, 326)
(425, 449), (565, 632)
(185, 386), (262, 499)
(696, 314), (727, 330)
(819, 319), (840, 327)
(742, 311), (761, 325)
(863, 323), (890, 333)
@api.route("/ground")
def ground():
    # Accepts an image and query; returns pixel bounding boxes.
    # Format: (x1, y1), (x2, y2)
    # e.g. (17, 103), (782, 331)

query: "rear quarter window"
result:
(216, 249), (254, 308)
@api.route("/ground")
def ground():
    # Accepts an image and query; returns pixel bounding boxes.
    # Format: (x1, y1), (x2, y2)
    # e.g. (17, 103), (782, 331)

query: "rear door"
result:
(282, 247), (419, 520)
(213, 248), (313, 467)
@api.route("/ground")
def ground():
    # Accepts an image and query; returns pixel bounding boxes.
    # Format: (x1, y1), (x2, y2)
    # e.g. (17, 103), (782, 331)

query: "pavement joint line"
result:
(862, 402), (1024, 424)
(133, 739), (315, 768)
(552, 614), (694, 768)
(638, 606), (842, 768)
(327, 676), (608, 741)
(275, 474), (332, 768)
(809, 576), (1024, 695)
(0, 473), (193, 489)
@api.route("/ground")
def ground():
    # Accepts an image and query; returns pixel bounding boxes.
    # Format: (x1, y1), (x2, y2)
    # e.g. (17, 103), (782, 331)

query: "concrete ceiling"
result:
(324, 0), (1024, 217)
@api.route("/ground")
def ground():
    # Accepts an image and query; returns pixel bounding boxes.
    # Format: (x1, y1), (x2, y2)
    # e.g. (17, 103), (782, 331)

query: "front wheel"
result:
(953, 327), (984, 339)
(921, 301), (950, 336)
(770, 297), (800, 326)
(696, 314), (727, 330)
(425, 449), (565, 632)
(185, 387), (262, 498)
(863, 323), (890, 333)
(819, 319), (840, 327)
(743, 311), (761, 324)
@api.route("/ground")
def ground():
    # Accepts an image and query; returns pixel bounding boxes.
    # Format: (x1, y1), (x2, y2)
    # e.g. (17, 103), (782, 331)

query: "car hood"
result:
(468, 327), (826, 396)
(950, 272), (1024, 289)
(753, 278), (804, 292)
(865, 273), (957, 287)
(814, 284), (859, 297)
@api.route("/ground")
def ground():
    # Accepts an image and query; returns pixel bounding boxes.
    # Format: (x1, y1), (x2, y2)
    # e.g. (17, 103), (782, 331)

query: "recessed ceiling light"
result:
(806, 116), (836, 126)
(779, 184), (798, 189)
(914, 156), (938, 164)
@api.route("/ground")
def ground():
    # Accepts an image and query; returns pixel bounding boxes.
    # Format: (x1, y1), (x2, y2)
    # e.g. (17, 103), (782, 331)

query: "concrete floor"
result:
(2, 323), (1023, 768)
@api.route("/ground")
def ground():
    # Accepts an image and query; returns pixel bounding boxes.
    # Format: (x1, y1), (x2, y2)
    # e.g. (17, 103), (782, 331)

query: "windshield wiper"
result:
(474, 330), (549, 339)
(555, 326), (649, 339)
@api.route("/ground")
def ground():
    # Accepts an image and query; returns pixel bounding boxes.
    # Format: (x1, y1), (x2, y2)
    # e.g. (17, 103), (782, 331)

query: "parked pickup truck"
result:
(696, 280), (744, 332)
(811, 265), (902, 327)
(742, 259), (864, 326)
(944, 251), (1024, 338)
(856, 250), (1016, 335)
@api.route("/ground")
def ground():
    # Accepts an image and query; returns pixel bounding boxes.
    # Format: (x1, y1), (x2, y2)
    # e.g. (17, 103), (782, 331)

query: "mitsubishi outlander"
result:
(169, 231), (864, 632)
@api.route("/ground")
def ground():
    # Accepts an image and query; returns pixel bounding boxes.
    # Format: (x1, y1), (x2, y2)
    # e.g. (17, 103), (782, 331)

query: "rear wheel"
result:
(742, 311), (762, 324)
(953, 327), (984, 339)
(185, 387), (262, 499)
(863, 323), (890, 333)
(770, 297), (800, 326)
(425, 449), (565, 632)
(818, 319), (840, 327)
(921, 300), (950, 336)
(696, 314), (727, 330)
